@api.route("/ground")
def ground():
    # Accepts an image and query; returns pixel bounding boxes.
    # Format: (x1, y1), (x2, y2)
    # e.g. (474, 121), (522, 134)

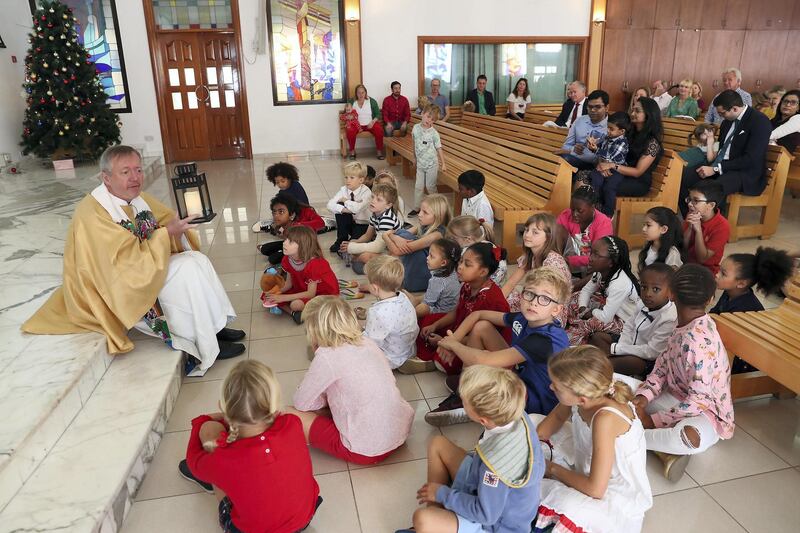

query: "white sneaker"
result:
(251, 221), (272, 233)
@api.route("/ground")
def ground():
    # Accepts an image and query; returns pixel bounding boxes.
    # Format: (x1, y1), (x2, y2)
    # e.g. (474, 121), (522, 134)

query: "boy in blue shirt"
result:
(397, 365), (544, 533)
(426, 267), (570, 426)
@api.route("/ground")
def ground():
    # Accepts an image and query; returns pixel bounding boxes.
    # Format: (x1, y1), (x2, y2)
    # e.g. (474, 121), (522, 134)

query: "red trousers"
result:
(346, 122), (384, 151)
(416, 313), (511, 375)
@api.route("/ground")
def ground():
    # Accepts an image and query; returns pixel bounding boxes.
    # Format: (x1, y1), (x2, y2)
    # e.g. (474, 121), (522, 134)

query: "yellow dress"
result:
(22, 191), (200, 355)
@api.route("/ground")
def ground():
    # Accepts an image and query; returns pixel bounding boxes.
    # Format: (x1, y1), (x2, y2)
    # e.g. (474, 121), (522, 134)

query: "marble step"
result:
(0, 340), (182, 532)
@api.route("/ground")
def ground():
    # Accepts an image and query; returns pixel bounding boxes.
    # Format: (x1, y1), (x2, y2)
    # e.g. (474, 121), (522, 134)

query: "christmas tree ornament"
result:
(48, 36), (54, 41)
(58, 131), (64, 136)
(61, 67), (66, 72)
(43, 62), (48, 68)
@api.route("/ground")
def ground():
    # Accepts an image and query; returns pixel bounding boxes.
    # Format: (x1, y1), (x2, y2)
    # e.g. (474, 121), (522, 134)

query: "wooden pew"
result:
(714, 272), (800, 399)
(662, 124), (791, 243)
(445, 104), (562, 125)
(788, 146), (800, 197)
(613, 150), (686, 248)
(459, 112), (567, 152)
(384, 117), (574, 258)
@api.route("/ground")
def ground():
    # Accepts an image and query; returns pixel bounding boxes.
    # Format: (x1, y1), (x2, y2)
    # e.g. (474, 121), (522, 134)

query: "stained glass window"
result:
(153, 0), (233, 30)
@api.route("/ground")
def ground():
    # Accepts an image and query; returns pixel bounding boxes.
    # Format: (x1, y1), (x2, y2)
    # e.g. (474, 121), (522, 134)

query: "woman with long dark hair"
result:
(769, 89), (800, 153)
(589, 97), (663, 216)
(506, 78), (531, 121)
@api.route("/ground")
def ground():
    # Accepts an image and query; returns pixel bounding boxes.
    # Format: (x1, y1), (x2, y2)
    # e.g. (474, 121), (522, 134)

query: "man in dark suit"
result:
(554, 80), (588, 127)
(466, 74), (496, 116)
(679, 89), (771, 216)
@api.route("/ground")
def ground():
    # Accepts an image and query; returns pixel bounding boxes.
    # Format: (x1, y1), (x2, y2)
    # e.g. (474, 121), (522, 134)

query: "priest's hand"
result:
(166, 215), (197, 237)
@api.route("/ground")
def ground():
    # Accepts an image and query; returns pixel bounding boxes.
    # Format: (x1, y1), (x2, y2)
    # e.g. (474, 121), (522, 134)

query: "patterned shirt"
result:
(705, 87), (753, 124)
(562, 115), (608, 164)
(596, 134), (629, 165)
(369, 208), (401, 232)
(423, 269), (461, 314)
(636, 314), (734, 439)
(412, 123), (442, 170)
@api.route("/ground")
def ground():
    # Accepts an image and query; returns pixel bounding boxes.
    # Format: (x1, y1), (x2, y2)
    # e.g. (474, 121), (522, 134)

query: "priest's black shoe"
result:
(217, 340), (246, 359)
(216, 327), (246, 342)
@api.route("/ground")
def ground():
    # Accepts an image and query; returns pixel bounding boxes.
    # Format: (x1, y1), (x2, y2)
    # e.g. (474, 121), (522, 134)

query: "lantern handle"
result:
(195, 84), (210, 102)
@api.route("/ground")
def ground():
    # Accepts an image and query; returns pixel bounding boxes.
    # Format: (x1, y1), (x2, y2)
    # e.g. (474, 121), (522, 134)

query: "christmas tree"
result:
(21, 0), (121, 160)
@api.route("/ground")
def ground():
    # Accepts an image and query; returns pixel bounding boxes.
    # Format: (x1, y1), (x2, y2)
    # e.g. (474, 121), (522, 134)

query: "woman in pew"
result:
(627, 87), (650, 115)
(506, 78), (531, 121)
(665, 79), (699, 119)
(692, 82), (707, 118)
(588, 97), (664, 216)
(769, 90), (800, 153)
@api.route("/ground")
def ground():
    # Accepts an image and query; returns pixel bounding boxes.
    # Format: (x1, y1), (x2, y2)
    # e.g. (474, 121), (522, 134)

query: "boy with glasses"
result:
(424, 268), (570, 426)
(683, 180), (729, 275)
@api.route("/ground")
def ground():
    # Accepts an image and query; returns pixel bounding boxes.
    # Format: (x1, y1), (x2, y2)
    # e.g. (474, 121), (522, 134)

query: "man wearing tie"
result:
(679, 90), (771, 216)
(554, 81), (588, 128)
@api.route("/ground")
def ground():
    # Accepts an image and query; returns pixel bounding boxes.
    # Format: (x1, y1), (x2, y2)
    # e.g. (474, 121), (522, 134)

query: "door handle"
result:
(195, 84), (210, 102)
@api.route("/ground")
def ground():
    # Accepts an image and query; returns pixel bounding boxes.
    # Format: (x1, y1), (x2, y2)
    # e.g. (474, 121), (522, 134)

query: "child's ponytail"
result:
(729, 247), (794, 296)
(607, 379), (634, 404)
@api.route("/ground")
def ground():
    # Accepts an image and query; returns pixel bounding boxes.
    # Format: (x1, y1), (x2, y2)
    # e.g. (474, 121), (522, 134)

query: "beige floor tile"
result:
(350, 458), (427, 532)
(305, 471), (361, 533)
(276, 369), (307, 402)
(309, 446), (348, 476)
(705, 468), (800, 533)
(439, 420), (485, 451)
(645, 452), (698, 495)
(414, 371), (451, 398)
(122, 492), (219, 533)
(641, 488), (746, 533)
(166, 380), (224, 432)
(226, 289), (255, 314)
(684, 426), (790, 485)
(207, 242), (259, 258)
(136, 431), (196, 501)
(732, 397), (800, 466)
(218, 271), (255, 292)
(250, 337), (311, 373)
(348, 400), (440, 470)
(250, 310), (307, 339)
(210, 255), (258, 275)
(186, 350), (246, 383)
(227, 312), (252, 339)
(395, 373), (424, 401)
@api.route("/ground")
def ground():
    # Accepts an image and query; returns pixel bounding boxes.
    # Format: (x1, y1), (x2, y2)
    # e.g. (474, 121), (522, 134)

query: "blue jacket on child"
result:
(435, 414), (544, 533)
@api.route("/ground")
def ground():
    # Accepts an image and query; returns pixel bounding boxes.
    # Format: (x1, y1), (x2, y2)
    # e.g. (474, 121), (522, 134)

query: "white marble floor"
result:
(112, 154), (800, 533)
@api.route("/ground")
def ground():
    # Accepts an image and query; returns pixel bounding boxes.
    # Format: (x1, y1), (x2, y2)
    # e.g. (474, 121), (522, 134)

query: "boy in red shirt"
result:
(683, 180), (729, 276)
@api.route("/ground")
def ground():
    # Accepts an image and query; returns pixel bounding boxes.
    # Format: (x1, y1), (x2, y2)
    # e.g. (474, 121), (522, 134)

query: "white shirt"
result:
(506, 93), (531, 114)
(565, 97), (587, 128)
(720, 105), (748, 164)
(354, 99), (372, 126)
(770, 112), (800, 142)
(644, 246), (683, 268)
(461, 190), (494, 226)
(364, 292), (419, 368)
(611, 300), (678, 361)
(653, 92), (673, 112)
(326, 184), (372, 223)
(579, 270), (641, 324)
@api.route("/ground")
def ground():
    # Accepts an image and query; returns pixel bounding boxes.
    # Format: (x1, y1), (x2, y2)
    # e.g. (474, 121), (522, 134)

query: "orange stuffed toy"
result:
(259, 268), (285, 312)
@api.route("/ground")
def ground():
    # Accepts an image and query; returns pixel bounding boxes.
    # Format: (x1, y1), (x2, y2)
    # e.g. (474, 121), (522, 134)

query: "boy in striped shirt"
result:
(340, 183), (401, 273)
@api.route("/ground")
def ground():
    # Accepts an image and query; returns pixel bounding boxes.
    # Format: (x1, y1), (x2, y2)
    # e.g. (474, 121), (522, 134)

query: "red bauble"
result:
(39, 98), (45, 103)
(40, 15), (45, 20)
(70, 75), (75, 80)
(50, 97), (55, 102)
(63, 79), (69, 84)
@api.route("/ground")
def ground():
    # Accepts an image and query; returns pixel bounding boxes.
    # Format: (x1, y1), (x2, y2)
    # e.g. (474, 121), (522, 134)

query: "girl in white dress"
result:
(532, 346), (652, 533)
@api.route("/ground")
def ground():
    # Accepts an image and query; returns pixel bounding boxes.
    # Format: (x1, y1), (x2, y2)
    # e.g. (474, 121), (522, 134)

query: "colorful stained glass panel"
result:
(152, 0), (233, 30)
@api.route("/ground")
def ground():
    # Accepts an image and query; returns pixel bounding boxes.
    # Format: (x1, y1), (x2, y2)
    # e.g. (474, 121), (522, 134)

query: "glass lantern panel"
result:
(221, 65), (233, 84)
(187, 91), (199, 109)
(184, 68), (196, 86)
(168, 68), (180, 87)
(206, 67), (218, 86)
(171, 92), (183, 110)
(209, 90), (220, 108)
(225, 89), (235, 108)
(153, 0), (233, 30)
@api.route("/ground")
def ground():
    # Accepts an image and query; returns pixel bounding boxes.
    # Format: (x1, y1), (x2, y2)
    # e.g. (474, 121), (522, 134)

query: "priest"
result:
(22, 145), (245, 376)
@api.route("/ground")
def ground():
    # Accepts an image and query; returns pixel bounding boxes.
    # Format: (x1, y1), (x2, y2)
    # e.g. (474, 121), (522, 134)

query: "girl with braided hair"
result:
(564, 235), (641, 345)
(181, 360), (321, 533)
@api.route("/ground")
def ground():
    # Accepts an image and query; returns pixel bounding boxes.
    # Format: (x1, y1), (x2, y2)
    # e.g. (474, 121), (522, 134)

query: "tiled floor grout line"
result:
(698, 484), (753, 532)
(346, 468), (365, 533)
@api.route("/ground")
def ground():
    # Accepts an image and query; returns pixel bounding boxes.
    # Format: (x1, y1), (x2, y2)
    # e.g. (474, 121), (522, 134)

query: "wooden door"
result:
(792, 3), (800, 29)
(655, 0), (701, 29)
(722, 0), (751, 30)
(747, 0), (795, 30)
(672, 29), (701, 83)
(624, 30), (654, 93)
(649, 29), (677, 85)
(780, 31), (800, 89)
(629, 0), (657, 28)
(156, 33), (211, 162)
(700, 0), (728, 29)
(740, 31), (789, 93)
(693, 30), (745, 95)
(606, 0), (634, 29)
(600, 29), (628, 110)
(200, 34), (246, 160)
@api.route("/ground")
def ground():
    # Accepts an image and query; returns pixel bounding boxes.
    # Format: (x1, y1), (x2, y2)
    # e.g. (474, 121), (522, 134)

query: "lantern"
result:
(170, 163), (216, 223)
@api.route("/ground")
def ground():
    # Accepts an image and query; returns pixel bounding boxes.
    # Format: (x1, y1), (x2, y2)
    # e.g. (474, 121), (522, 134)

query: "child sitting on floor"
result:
(428, 267), (570, 426)
(401, 238), (462, 374)
(396, 366), (543, 533)
(362, 255), (419, 369)
(180, 360), (321, 533)
(384, 193), (452, 292)
(340, 182), (401, 273)
(290, 297), (414, 465)
(257, 192), (326, 264)
(447, 215), (508, 285)
(564, 236), (641, 345)
(555, 186), (613, 276)
(417, 242), (510, 375)
(532, 346), (652, 533)
(327, 161), (373, 253)
(251, 162), (312, 233)
(374, 169), (408, 225)
(458, 169), (494, 227)
(264, 226), (339, 324)
(503, 212), (571, 312)
(589, 263), (678, 377)
(626, 264), (735, 481)
(711, 246), (793, 373)
(638, 206), (684, 273)
(683, 180), (729, 276)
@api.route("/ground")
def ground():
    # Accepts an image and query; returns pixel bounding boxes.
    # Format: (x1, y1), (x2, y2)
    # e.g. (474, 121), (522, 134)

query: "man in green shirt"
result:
(466, 75), (496, 116)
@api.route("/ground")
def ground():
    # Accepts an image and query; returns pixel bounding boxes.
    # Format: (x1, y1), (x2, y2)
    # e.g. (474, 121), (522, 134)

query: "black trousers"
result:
(258, 240), (284, 264)
(679, 164), (753, 216)
(334, 213), (368, 242)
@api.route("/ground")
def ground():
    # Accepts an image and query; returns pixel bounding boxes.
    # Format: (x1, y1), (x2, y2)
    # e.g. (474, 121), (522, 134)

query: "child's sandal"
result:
(340, 288), (365, 300)
(338, 279), (359, 289)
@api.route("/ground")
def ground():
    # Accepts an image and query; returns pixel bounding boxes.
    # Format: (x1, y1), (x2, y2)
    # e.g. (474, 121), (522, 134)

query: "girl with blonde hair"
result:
(383, 193), (452, 291)
(447, 215), (508, 285)
(531, 346), (652, 533)
(181, 360), (321, 533)
(289, 296), (414, 464)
